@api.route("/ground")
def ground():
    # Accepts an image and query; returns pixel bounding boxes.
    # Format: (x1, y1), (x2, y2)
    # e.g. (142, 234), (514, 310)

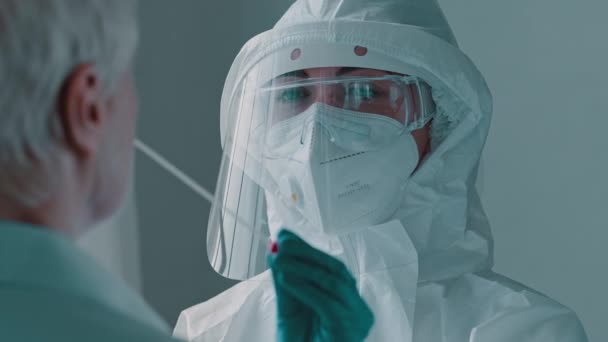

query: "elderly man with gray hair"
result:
(0, 1), (181, 340)
(0, 1), (377, 341)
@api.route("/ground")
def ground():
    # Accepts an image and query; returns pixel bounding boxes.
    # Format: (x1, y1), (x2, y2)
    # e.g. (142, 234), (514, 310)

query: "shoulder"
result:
(0, 286), (179, 342)
(444, 272), (588, 342)
(174, 270), (274, 341)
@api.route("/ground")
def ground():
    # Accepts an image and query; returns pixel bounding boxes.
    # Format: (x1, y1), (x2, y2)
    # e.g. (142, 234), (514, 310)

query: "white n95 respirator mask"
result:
(262, 102), (419, 239)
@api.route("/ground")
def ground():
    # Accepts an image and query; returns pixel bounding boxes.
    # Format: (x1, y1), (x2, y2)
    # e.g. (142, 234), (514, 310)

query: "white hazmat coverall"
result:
(174, 0), (588, 341)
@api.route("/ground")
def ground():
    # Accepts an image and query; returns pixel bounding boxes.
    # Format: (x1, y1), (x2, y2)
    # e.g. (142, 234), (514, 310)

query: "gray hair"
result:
(0, 0), (138, 207)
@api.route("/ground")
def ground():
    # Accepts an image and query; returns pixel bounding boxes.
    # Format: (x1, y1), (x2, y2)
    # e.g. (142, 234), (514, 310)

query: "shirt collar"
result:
(0, 220), (169, 332)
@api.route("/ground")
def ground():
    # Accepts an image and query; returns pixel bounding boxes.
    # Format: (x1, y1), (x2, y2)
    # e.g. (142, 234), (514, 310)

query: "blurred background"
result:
(78, 1), (607, 341)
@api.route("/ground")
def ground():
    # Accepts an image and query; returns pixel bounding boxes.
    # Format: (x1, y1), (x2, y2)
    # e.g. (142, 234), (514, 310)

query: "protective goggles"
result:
(258, 74), (435, 130)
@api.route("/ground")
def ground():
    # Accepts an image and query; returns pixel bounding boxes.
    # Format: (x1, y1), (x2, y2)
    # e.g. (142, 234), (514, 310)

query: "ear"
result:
(58, 63), (107, 159)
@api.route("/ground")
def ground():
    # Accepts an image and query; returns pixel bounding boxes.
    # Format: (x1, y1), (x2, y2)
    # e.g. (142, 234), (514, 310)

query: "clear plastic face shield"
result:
(205, 44), (436, 280)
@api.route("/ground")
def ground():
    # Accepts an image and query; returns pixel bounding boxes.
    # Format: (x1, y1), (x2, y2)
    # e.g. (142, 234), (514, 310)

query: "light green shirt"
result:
(0, 220), (182, 341)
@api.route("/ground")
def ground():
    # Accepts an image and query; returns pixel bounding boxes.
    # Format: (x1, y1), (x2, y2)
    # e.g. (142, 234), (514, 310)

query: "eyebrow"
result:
(338, 67), (402, 76)
(277, 70), (307, 79)
(336, 67), (362, 76)
(275, 67), (397, 79)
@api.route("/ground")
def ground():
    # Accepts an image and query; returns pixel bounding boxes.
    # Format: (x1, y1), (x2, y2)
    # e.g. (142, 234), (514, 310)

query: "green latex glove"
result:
(268, 230), (374, 342)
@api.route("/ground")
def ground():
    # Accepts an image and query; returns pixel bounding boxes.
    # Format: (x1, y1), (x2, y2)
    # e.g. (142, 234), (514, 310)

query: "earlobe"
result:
(58, 63), (104, 158)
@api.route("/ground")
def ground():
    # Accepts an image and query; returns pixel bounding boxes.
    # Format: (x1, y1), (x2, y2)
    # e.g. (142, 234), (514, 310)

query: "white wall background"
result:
(439, 1), (608, 341)
(80, 1), (606, 341)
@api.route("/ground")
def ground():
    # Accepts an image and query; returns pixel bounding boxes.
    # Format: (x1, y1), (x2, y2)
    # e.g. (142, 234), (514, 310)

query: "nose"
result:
(314, 83), (345, 108)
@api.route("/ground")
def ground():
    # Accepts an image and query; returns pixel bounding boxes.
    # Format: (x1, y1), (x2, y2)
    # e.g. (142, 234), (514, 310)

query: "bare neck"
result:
(0, 190), (90, 238)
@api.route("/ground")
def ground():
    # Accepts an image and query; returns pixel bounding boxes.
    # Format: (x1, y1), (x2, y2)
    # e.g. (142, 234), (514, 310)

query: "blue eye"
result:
(276, 87), (309, 103)
(348, 83), (378, 100)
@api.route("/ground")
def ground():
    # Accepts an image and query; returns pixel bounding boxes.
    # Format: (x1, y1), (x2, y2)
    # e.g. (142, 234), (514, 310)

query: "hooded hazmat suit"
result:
(174, 0), (588, 341)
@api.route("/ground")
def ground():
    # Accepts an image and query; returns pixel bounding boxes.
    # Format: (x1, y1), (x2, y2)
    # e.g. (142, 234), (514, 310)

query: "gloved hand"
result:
(268, 230), (374, 342)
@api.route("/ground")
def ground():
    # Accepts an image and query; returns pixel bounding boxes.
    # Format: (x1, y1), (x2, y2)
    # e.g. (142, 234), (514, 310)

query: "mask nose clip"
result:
(300, 111), (337, 145)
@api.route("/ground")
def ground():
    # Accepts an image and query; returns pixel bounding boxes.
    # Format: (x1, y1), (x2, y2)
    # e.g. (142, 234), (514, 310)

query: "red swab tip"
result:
(270, 241), (278, 254)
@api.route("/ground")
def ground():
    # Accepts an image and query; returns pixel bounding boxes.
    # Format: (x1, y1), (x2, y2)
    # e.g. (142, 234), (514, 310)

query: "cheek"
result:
(121, 76), (138, 125)
(104, 84), (137, 186)
(115, 70), (138, 121)
(113, 79), (138, 140)
(127, 79), (138, 121)
(411, 125), (431, 162)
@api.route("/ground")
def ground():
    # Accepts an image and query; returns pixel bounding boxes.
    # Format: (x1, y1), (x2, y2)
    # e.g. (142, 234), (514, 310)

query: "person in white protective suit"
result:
(174, 0), (589, 341)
